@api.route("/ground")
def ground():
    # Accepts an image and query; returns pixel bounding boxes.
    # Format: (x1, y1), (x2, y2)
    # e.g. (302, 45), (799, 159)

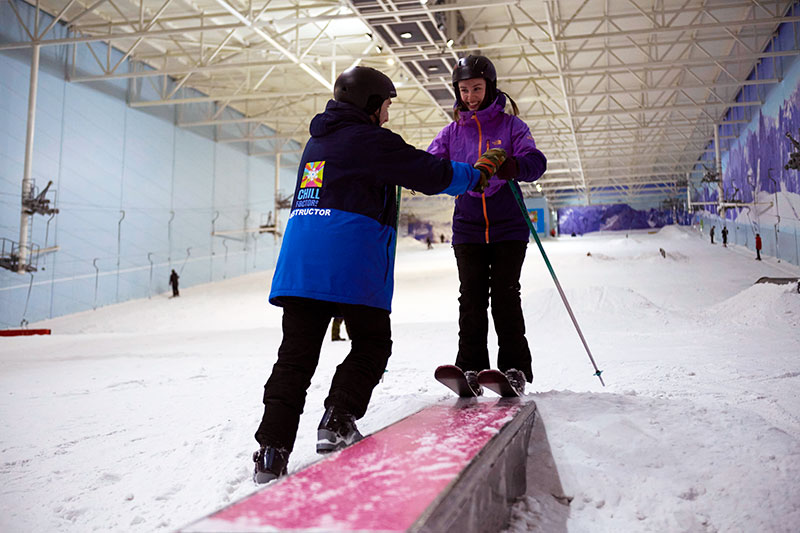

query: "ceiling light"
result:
(446, 39), (454, 48)
(387, 58), (395, 66)
(420, 0), (428, 5)
(400, 32), (413, 39)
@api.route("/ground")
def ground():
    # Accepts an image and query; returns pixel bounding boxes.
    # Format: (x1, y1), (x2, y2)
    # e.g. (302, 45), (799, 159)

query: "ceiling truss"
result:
(2, 0), (798, 207)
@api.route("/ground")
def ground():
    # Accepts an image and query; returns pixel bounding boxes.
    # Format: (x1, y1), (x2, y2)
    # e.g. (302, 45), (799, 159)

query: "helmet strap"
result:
(479, 80), (497, 111)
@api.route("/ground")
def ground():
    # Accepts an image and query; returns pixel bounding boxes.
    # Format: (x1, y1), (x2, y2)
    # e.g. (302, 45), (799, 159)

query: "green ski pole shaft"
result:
(383, 185), (403, 383)
(508, 182), (605, 386)
(391, 185), (402, 261)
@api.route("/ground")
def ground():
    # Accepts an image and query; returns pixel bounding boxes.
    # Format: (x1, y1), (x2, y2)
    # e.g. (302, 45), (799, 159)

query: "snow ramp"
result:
(179, 398), (538, 533)
(755, 276), (799, 290)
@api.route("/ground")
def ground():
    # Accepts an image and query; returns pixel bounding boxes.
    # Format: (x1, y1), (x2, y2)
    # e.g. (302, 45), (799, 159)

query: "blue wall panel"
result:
(0, 0), (289, 327)
(212, 142), (248, 281)
(171, 128), (215, 289)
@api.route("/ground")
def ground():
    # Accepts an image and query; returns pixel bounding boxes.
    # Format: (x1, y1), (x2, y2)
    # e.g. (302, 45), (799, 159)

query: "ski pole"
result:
(508, 182), (605, 386)
(390, 185), (402, 261)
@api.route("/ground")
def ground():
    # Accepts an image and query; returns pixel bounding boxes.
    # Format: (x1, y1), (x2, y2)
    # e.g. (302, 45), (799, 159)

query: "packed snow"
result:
(1, 225), (799, 532)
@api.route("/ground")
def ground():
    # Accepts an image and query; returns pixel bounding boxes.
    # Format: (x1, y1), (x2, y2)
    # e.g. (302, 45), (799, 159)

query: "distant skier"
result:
(710, 225), (715, 244)
(169, 269), (179, 297)
(755, 233), (762, 260)
(426, 236), (433, 249)
(251, 66), (507, 484)
(721, 226), (728, 247)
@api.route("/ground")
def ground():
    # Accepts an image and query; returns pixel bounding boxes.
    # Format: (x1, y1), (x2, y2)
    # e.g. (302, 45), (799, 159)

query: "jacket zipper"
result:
(472, 115), (490, 243)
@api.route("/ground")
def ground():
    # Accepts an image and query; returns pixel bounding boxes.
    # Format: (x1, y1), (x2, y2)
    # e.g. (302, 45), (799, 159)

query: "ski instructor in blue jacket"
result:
(252, 66), (508, 483)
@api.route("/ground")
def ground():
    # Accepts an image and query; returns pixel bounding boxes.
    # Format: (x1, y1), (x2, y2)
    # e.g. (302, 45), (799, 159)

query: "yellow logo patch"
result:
(301, 161), (324, 188)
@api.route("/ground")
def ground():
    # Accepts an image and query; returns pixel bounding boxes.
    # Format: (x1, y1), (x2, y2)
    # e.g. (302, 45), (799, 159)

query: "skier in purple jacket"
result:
(428, 55), (547, 395)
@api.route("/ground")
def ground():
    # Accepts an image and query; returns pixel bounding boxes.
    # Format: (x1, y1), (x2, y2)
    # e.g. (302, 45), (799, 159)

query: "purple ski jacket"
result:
(427, 94), (547, 244)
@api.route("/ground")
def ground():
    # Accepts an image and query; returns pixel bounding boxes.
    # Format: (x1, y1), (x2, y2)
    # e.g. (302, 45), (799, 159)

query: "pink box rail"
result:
(181, 399), (527, 532)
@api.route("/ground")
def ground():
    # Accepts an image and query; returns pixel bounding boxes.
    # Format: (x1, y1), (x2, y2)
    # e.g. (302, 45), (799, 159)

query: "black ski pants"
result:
(453, 241), (532, 382)
(255, 297), (391, 452)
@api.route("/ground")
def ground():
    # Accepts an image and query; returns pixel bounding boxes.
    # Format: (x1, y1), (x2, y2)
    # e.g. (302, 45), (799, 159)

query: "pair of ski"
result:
(434, 364), (521, 398)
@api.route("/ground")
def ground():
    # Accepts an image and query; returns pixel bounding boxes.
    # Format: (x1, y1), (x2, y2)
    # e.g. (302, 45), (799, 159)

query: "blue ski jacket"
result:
(269, 99), (482, 311)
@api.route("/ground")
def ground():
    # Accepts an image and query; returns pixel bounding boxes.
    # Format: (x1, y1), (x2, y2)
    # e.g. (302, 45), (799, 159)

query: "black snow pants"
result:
(453, 241), (532, 382)
(255, 297), (391, 452)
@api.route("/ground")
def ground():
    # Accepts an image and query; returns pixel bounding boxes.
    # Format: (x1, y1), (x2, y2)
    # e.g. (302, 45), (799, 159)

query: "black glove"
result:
(495, 156), (518, 180)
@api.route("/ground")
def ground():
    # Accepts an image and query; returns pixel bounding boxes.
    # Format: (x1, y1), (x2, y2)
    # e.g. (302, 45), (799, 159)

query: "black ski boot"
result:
(505, 369), (526, 395)
(316, 406), (363, 454)
(463, 370), (484, 396)
(252, 446), (289, 484)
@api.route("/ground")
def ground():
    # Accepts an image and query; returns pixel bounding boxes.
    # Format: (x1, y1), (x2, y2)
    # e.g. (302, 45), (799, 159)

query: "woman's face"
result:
(458, 78), (487, 111)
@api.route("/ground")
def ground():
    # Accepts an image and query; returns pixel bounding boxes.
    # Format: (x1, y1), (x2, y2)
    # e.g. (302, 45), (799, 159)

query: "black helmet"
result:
(452, 55), (497, 110)
(452, 55), (496, 85)
(334, 66), (397, 115)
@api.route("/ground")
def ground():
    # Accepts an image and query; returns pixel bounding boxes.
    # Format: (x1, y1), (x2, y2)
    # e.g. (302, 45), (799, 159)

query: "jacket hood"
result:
(454, 93), (507, 124)
(309, 99), (375, 137)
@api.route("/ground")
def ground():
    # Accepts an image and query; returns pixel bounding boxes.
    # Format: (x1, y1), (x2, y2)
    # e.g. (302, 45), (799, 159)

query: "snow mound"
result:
(656, 225), (693, 240)
(35, 270), (279, 334)
(585, 252), (616, 261)
(585, 250), (690, 263)
(507, 391), (800, 533)
(705, 283), (800, 329)
(525, 286), (668, 321)
(634, 250), (691, 263)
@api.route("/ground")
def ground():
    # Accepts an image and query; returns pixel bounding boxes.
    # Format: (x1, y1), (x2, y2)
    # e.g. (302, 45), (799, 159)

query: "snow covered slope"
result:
(1, 226), (799, 532)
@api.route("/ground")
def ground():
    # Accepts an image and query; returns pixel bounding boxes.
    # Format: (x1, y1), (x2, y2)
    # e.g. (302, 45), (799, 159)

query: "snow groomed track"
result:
(180, 398), (538, 533)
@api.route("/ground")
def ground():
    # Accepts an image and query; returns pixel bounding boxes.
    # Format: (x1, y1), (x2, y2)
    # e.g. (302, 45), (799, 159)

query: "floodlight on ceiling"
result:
(446, 39), (454, 48)
(387, 58), (395, 66)
(400, 32), (413, 39)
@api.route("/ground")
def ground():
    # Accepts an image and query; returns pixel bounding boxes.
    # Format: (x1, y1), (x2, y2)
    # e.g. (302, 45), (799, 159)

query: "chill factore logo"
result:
(297, 161), (324, 208)
(301, 161), (324, 188)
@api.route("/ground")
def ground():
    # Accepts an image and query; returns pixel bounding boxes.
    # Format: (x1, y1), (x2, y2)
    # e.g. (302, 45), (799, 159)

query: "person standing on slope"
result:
(755, 233), (762, 260)
(427, 55), (547, 396)
(252, 66), (507, 483)
(169, 269), (180, 297)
